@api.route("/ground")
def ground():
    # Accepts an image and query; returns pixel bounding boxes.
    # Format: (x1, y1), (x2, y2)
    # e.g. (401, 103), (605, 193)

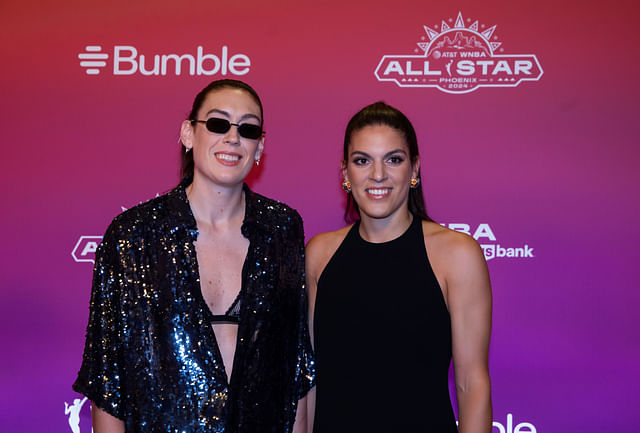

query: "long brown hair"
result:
(343, 101), (431, 223)
(180, 79), (263, 179)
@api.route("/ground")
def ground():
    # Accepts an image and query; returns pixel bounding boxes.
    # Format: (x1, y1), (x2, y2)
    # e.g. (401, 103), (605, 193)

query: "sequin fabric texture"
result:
(73, 178), (315, 433)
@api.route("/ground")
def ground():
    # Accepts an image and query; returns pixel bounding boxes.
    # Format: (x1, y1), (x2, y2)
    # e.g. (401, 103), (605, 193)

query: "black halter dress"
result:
(313, 216), (458, 432)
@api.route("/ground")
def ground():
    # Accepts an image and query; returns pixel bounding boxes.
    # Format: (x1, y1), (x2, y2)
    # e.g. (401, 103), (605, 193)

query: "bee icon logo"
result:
(78, 46), (109, 75)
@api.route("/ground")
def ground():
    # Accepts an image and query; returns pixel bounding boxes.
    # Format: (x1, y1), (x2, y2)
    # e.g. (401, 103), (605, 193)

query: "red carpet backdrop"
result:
(1, 0), (639, 431)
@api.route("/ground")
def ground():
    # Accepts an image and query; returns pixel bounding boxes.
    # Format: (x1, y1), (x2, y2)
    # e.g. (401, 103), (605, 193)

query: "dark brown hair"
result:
(180, 79), (263, 179)
(343, 101), (431, 223)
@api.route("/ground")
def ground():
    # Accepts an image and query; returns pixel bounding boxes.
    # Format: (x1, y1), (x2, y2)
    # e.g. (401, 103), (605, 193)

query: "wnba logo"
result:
(78, 45), (251, 76)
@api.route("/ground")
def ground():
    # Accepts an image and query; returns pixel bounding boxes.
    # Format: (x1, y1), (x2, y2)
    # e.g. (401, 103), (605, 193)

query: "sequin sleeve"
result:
(73, 222), (126, 419)
(288, 211), (316, 400)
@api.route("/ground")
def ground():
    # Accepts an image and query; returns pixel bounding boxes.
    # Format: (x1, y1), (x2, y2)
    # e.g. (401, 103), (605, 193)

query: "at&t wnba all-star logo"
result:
(375, 12), (543, 94)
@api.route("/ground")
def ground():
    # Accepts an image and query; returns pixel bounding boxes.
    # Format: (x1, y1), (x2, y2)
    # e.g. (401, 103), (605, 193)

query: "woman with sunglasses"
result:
(74, 79), (314, 433)
(306, 102), (492, 433)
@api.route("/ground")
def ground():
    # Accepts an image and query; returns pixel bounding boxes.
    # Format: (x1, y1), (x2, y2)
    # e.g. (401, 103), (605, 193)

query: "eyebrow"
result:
(350, 149), (408, 159)
(204, 108), (261, 123)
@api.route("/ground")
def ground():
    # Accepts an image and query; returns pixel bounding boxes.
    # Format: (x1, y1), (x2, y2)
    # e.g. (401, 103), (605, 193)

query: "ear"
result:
(341, 159), (348, 180)
(412, 157), (421, 179)
(180, 120), (194, 151)
(255, 135), (265, 161)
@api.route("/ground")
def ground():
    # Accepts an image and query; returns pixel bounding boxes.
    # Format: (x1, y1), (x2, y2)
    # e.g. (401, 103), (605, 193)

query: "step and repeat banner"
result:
(1, 0), (639, 432)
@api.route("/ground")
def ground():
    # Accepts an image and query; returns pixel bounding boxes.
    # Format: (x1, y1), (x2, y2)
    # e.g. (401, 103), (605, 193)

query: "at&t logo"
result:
(375, 12), (543, 93)
(443, 223), (534, 261)
(78, 45), (251, 76)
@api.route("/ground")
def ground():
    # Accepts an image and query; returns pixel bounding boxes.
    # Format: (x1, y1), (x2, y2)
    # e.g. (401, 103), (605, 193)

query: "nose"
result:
(370, 160), (387, 182)
(223, 124), (241, 145)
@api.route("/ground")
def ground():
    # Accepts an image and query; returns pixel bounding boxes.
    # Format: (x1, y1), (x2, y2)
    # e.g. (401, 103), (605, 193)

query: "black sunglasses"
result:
(191, 118), (263, 140)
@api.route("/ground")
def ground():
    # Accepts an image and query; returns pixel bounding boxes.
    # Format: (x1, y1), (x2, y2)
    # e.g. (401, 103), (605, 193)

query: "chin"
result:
(356, 198), (409, 221)
(204, 167), (252, 185)
(197, 173), (245, 188)
(357, 206), (396, 220)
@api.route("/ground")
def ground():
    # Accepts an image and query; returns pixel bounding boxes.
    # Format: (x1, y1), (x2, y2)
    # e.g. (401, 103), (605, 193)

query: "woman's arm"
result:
(304, 234), (321, 433)
(303, 227), (349, 433)
(283, 211), (320, 433)
(292, 395), (308, 433)
(73, 224), (128, 427)
(446, 236), (493, 433)
(92, 403), (125, 433)
(305, 386), (316, 433)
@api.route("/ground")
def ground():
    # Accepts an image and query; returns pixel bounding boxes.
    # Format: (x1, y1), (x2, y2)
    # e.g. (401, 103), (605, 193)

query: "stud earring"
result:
(179, 138), (190, 152)
(342, 179), (351, 193)
(410, 177), (420, 188)
(255, 158), (261, 166)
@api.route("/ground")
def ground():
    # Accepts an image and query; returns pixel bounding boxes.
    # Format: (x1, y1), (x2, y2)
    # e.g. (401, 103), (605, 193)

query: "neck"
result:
(358, 209), (414, 243)
(186, 175), (246, 227)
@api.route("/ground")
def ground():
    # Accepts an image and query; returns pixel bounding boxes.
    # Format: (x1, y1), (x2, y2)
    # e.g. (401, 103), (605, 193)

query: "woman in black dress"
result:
(306, 102), (492, 433)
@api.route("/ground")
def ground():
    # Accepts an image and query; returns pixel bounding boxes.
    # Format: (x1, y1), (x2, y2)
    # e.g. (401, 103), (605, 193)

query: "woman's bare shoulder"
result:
(306, 225), (352, 280)
(422, 220), (485, 268)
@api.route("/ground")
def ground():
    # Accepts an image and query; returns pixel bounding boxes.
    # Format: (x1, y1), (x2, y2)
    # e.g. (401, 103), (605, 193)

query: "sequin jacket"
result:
(73, 178), (315, 433)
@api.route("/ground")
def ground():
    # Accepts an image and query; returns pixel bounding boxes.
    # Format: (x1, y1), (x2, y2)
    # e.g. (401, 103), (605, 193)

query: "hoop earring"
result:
(342, 179), (351, 193)
(410, 177), (420, 188)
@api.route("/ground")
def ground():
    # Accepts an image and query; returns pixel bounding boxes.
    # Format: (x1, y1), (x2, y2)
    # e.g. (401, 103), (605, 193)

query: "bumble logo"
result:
(492, 413), (537, 433)
(77, 45), (251, 76)
(456, 413), (537, 433)
(78, 46), (109, 75)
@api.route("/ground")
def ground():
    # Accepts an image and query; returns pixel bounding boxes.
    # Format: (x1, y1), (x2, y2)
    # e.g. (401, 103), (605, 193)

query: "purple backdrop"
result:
(1, 0), (639, 431)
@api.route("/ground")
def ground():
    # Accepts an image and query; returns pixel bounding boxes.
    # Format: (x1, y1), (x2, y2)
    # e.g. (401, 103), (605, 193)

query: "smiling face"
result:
(181, 87), (264, 188)
(343, 124), (419, 223)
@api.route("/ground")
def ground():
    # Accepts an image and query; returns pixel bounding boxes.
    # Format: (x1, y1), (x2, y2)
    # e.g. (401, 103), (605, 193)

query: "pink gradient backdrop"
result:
(1, 0), (639, 431)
